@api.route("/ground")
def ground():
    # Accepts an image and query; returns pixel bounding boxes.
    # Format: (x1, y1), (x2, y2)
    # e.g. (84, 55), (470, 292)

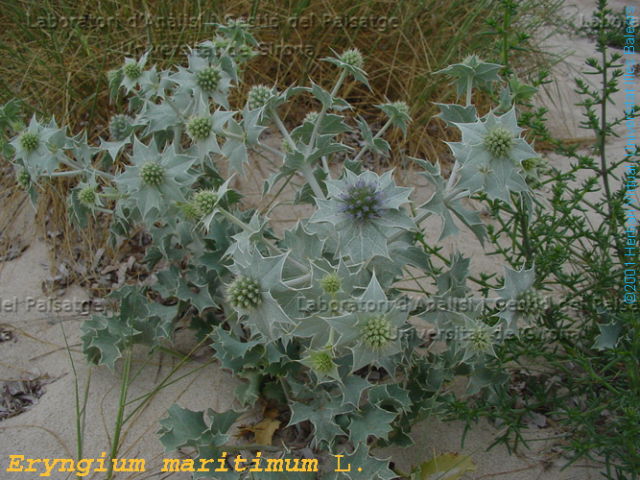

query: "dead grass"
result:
(0, 0), (564, 287)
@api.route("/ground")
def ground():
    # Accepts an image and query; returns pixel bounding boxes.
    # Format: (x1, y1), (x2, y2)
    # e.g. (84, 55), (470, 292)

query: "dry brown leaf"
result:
(237, 415), (281, 446)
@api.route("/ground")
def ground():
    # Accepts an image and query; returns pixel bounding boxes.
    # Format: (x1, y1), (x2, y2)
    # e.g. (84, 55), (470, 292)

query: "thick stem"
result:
(269, 107), (294, 147)
(49, 170), (84, 177)
(300, 163), (325, 200)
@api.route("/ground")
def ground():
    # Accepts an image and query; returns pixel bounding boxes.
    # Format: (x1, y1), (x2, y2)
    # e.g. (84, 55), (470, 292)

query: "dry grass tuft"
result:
(0, 0), (563, 286)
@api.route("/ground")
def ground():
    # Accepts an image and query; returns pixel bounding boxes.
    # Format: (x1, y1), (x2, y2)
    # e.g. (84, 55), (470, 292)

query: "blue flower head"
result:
(337, 179), (388, 223)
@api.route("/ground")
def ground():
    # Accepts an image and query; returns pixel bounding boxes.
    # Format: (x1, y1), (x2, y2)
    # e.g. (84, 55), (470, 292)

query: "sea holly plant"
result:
(2, 21), (548, 480)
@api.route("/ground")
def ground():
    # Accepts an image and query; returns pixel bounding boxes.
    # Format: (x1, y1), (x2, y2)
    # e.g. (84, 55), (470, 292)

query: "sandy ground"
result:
(1, 0), (637, 478)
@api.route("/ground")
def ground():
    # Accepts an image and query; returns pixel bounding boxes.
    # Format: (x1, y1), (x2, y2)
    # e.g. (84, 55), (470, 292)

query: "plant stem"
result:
(351, 117), (394, 165)
(300, 163), (325, 199)
(106, 346), (132, 480)
(50, 170), (84, 177)
(304, 70), (347, 165)
(269, 106), (294, 147)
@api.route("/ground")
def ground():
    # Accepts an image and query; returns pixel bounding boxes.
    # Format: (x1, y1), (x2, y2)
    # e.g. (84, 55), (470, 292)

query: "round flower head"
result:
(237, 44), (255, 60)
(391, 101), (410, 115)
(109, 114), (132, 141)
(467, 327), (492, 352)
(214, 37), (231, 50)
(281, 139), (293, 154)
(196, 67), (222, 92)
(484, 126), (514, 159)
(338, 179), (388, 223)
(227, 276), (263, 310)
(310, 350), (335, 374)
(516, 288), (547, 318)
(123, 61), (142, 80)
(460, 320), (496, 362)
(521, 158), (538, 171)
(140, 163), (166, 186)
(17, 169), (31, 189)
(304, 111), (319, 124)
(247, 85), (271, 110)
(192, 189), (218, 216)
(19, 132), (39, 152)
(180, 202), (200, 221)
(361, 314), (394, 350)
(187, 116), (213, 141)
(78, 186), (97, 206)
(319, 273), (341, 295)
(340, 48), (364, 70)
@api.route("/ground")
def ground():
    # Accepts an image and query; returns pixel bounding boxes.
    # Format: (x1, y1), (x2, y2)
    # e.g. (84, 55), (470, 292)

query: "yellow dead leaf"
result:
(418, 453), (477, 480)
(252, 417), (280, 445)
(237, 417), (281, 445)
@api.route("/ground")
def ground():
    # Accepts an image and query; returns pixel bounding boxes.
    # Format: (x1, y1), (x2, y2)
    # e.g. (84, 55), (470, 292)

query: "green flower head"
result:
(123, 62), (141, 80)
(19, 132), (39, 152)
(460, 315), (498, 362)
(192, 189), (218, 216)
(196, 67), (222, 92)
(140, 163), (166, 186)
(180, 202), (200, 221)
(310, 350), (335, 374)
(247, 84), (272, 110)
(361, 314), (394, 350)
(304, 111), (319, 124)
(320, 273), (341, 295)
(340, 48), (364, 70)
(187, 116), (213, 141)
(78, 186), (97, 206)
(391, 101), (409, 115)
(467, 327), (492, 351)
(484, 126), (514, 159)
(16, 169), (31, 189)
(227, 276), (263, 310)
(516, 288), (547, 318)
(109, 114), (133, 141)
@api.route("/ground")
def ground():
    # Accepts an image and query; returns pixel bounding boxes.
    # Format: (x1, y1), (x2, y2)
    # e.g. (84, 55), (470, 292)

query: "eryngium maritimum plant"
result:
(3, 22), (548, 479)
